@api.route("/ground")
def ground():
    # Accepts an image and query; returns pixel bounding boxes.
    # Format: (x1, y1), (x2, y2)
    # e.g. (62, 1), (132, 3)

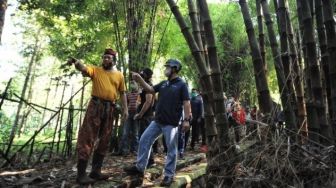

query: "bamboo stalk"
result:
(300, 0), (332, 144)
(315, 0), (332, 139)
(261, 0), (297, 140)
(238, 0), (273, 115)
(0, 78), (12, 110)
(322, 0), (336, 143)
(165, 0), (217, 138)
(257, 0), (266, 72)
(297, 0), (320, 144)
(284, 0), (308, 142)
(198, 0), (229, 144)
(187, 0), (215, 145)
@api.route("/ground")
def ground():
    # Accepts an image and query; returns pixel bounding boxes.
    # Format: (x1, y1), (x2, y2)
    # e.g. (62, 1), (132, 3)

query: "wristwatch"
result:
(183, 118), (191, 123)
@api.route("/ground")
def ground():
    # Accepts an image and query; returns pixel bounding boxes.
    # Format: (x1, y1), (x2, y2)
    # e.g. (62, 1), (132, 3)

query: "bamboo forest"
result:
(0, 0), (336, 187)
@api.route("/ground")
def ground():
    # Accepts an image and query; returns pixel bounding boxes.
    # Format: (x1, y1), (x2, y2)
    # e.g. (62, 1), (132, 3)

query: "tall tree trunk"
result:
(40, 78), (52, 131)
(256, 0), (266, 72)
(277, 0), (298, 118)
(5, 36), (39, 157)
(111, 0), (126, 74)
(165, 0), (217, 140)
(197, 0), (229, 143)
(315, 0), (331, 129)
(297, 0), (320, 144)
(0, 78), (12, 110)
(50, 81), (67, 158)
(57, 81), (68, 154)
(0, 0), (7, 43)
(126, 0), (157, 73)
(300, 0), (332, 144)
(18, 61), (38, 136)
(187, 0), (215, 147)
(322, 0), (336, 143)
(284, 1), (308, 141)
(198, 8), (209, 68)
(239, 0), (273, 115)
(261, 0), (297, 139)
(197, 0), (235, 186)
(127, 0), (137, 72)
(188, 0), (204, 56)
(140, 0), (158, 67)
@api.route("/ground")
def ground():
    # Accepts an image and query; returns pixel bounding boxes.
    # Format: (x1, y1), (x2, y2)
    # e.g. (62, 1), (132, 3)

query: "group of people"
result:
(116, 85), (206, 156)
(68, 48), (271, 186)
(68, 48), (206, 186)
(225, 95), (267, 147)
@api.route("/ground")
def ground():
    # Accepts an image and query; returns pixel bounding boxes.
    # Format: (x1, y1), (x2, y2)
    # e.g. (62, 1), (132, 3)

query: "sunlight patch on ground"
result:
(175, 174), (192, 183)
(0, 168), (36, 176)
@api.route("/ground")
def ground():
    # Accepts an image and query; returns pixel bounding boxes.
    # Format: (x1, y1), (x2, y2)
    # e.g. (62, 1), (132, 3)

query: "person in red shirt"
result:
(228, 98), (246, 145)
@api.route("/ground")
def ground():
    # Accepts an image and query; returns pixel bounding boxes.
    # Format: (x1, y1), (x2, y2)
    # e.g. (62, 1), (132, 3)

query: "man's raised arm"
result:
(131, 72), (155, 94)
(67, 58), (89, 75)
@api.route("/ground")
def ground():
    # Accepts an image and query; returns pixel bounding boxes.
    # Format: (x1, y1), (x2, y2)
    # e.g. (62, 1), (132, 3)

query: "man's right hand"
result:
(131, 72), (142, 82)
(133, 113), (142, 120)
(181, 121), (190, 132)
(67, 57), (77, 66)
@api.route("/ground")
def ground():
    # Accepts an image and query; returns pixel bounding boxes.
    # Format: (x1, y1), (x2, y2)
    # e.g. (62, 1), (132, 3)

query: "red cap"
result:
(104, 48), (117, 56)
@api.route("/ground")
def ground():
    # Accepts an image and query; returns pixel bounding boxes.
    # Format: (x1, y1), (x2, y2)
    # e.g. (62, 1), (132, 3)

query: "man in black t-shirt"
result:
(134, 68), (154, 133)
(124, 59), (191, 187)
(133, 68), (156, 167)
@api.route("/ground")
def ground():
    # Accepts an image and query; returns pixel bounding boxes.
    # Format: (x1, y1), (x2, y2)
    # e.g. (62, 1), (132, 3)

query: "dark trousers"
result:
(229, 117), (241, 143)
(190, 118), (200, 149)
(119, 112), (139, 154)
(77, 99), (114, 160)
(246, 122), (257, 138)
(162, 135), (167, 153)
(178, 125), (189, 154)
(199, 118), (206, 145)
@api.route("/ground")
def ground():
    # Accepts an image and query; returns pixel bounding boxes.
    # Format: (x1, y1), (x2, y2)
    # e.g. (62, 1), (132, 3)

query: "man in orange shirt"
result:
(68, 48), (128, 185)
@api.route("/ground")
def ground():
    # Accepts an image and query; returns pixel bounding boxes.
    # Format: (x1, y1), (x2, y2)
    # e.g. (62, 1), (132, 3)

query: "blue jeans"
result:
(119, 112), (139, 154)
(136, 121), (178, 178)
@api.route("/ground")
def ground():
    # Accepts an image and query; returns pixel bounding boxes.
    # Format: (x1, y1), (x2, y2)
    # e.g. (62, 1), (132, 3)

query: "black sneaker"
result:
(123, 165), (144, 176)
(160, 176), (174, 186)
(111, 151), (126, 156)
(179, 153), (184, 159)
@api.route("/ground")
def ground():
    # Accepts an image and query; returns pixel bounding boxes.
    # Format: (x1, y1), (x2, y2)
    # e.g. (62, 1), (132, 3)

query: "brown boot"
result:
(89, 152), (109, 180)
(76, 160), (95, 185)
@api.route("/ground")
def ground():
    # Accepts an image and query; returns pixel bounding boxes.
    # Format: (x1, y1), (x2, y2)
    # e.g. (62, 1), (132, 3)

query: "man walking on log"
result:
(68, 48), (128, 185)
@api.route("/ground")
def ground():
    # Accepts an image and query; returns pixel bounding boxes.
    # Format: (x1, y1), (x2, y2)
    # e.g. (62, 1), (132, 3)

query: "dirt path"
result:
(0, 147), (207, 188)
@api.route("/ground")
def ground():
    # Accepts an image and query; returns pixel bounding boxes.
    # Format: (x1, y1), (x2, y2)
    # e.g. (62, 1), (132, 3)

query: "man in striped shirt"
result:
(117, 80), (140, 156)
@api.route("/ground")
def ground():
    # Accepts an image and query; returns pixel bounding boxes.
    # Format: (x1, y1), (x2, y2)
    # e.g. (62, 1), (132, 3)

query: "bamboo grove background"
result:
(0, 0), (336, 186)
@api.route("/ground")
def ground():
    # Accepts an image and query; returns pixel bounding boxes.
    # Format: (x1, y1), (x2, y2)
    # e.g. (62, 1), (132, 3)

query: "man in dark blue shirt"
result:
(124, 59), (191, 186)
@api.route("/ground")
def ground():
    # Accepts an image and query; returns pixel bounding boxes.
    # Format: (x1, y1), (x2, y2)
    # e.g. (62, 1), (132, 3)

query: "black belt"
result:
(91, 96), (115, 105)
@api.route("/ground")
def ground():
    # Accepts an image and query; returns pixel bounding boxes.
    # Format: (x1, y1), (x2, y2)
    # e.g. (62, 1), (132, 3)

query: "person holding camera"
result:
(68, 48), (128, 185)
